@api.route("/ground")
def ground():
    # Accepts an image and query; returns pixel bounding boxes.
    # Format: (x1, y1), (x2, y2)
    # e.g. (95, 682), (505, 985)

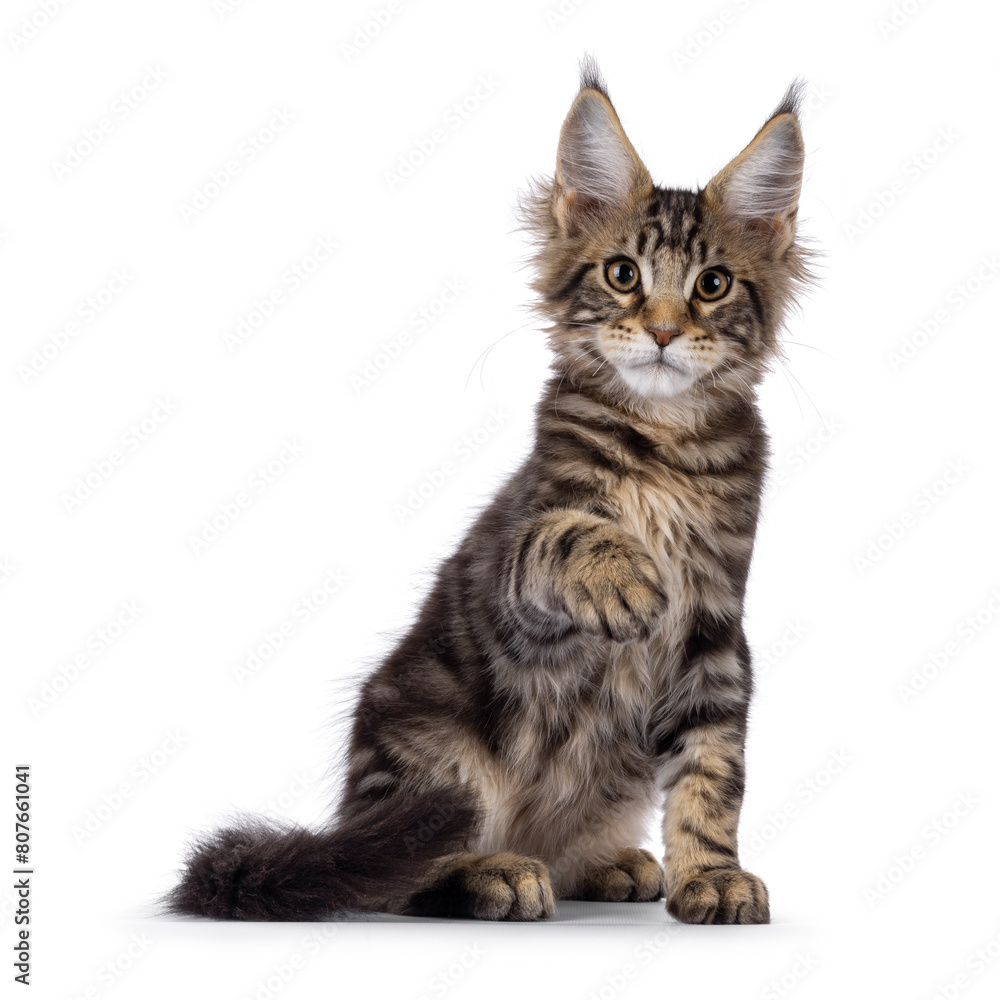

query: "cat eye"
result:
(605, 259), (641, 293)
(694, 268), (731, 302)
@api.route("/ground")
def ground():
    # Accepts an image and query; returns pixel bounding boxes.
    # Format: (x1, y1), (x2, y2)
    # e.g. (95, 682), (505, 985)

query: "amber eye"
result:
(694, 268), (731, 302)
(605, 259), (640, 293)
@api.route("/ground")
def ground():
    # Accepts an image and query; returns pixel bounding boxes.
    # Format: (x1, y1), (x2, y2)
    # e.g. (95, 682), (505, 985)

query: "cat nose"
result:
(647, 326), (681, 347)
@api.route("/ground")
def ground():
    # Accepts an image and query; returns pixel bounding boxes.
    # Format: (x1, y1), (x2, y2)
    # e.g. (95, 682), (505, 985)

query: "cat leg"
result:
(508, 510), (668, 642)
(659, 714), (769, 924)
(565, 847), (665, 902)
(404, 852), (555, 921)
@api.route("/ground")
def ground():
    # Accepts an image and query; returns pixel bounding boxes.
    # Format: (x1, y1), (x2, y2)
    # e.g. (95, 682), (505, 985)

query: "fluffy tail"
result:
(165, 790), (475, 920)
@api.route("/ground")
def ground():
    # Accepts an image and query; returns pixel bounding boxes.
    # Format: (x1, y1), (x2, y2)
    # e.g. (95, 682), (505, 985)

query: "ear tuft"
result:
(704, 88), (805, 253)
(771, 77), (806, 119)
(578, 53), (609, 97)
(553, 62), (652, 234)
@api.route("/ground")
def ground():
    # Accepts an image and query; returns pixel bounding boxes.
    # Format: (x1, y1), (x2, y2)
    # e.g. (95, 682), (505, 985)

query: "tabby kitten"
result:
(168, 61), (810, 925)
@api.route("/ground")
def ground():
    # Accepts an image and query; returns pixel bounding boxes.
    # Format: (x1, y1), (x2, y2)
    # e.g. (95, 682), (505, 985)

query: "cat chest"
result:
(608, 471), (752, 621)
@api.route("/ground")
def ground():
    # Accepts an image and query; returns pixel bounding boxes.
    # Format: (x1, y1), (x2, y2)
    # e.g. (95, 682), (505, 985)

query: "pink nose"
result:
(647, 326), (680, 347)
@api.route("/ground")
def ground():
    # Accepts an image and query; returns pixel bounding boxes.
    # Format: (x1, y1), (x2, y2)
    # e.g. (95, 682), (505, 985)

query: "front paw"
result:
(568, 848), (665, 902)
(566, 537), (668, 642)
(666, 867), (769, 924)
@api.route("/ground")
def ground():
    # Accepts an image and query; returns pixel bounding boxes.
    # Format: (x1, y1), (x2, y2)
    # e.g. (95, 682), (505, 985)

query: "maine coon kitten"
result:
(168, 61), (810, 925)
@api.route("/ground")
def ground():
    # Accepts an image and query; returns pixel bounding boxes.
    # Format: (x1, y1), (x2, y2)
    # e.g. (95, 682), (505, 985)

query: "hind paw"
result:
(407, 852), (555, 921)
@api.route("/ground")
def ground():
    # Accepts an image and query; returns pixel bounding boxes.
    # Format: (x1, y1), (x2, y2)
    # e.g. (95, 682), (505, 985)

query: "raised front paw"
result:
(408, 852), (555, 921)
(568, 848), (665, 902)
(564, 532), (668, 642)
(666, 867), (769, 924)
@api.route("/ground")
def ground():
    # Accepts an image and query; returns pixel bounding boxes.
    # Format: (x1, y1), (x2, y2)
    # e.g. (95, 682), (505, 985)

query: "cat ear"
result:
(703, 87), (804, 253)
(553, 70), (652, 233)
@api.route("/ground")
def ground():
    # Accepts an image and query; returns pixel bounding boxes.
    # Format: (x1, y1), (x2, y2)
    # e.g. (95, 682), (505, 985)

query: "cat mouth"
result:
(637, 353), (687, 375)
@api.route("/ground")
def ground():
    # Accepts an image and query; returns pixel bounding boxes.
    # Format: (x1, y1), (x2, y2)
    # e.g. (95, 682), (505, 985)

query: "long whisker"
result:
(465, 319), (543, 390)
(782, 339), (835, 360)
(775, 357), (824, 422)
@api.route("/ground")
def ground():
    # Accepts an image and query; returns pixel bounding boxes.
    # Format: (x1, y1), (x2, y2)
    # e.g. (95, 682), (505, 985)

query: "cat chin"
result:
(614, 362), (698, 401)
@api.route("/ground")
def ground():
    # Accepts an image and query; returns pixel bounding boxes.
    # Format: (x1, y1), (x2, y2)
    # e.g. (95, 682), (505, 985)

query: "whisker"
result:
(775, 357), (824, 422)
(464, 319), (539, 390)
(782, 339), (835, 360)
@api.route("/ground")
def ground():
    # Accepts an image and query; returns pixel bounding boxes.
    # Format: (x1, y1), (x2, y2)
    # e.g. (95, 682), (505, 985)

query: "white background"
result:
(4, 0), (1000, 997)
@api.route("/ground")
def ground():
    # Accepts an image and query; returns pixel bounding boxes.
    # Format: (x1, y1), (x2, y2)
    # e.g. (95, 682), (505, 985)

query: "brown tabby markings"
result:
(341, 67), (809, 921)
(167, 62), (811, 926)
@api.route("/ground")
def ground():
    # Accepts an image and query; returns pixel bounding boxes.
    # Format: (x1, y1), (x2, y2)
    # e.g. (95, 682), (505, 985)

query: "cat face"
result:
(525, 68), (808, 405)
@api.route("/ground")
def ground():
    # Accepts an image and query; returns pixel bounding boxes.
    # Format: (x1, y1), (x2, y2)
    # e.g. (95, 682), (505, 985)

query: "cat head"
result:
(523, 60), (811, 408)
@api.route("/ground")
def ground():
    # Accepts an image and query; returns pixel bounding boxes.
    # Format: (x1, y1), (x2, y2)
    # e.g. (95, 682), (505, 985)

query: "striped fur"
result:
(167, 63), (811, 925)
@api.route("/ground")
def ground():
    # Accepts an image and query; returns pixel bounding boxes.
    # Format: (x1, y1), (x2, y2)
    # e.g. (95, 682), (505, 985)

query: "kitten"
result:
(167, 60), (810, 925)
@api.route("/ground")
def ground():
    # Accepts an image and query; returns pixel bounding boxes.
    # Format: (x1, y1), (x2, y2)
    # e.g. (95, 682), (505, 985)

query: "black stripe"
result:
(683, 609), (737, 663)
(741, 279), (766, 327)
(560, 415), (655, 463)
(512, 525), (539, 603)
(681, 215), (699, 254)
(678, 821), (738, 859)
(652, 704), (746, 760)
(554, 523), (599, 563)
(648, 219), (666, 254)
(553, 263), (592, 301)
(545, 430), (624, 473)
